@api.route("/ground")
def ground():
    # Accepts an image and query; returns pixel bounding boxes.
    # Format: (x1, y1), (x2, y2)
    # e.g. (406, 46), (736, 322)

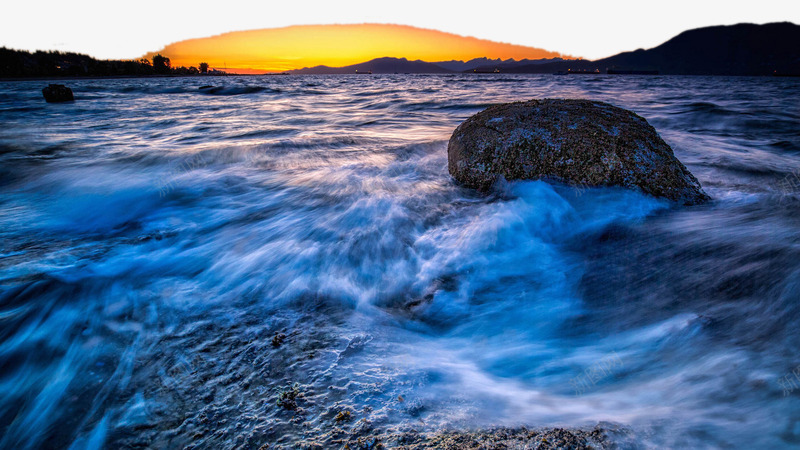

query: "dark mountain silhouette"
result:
(433, 57), (508, 71)
(470, 22), (800, 75)
(289, 57), (451, 74)
(292, 57), (572, 74)
(433, 57), (566, 72)
(601, 22), (800, 75)
(467, 59), (596, 74)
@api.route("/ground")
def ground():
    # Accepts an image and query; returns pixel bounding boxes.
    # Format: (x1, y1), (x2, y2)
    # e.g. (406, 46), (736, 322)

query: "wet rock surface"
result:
(448, 98), (710, 205)
(391, 424), (632, 449)
(42, 84), (74, 102)
(91, 301), (634, 450)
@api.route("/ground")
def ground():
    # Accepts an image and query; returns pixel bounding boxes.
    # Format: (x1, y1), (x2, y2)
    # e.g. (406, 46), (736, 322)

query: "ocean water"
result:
(0, 74), (799, 449)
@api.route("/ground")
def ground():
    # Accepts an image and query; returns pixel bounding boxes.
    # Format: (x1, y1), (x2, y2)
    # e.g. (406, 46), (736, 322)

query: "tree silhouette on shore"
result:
(152, 54), (171, 74)
(0, 47), (227, 78)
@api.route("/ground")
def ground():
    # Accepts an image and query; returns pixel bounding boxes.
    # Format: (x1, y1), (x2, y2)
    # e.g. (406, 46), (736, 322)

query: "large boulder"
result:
(448, 99), (709, 205)
(42, 84), (74, 103)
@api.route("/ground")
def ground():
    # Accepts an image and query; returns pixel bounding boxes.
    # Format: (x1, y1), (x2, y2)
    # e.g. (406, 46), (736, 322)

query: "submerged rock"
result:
(271, 332), (286, 347)
(448, 99), (709, 205)
(42, 84), (74, 103)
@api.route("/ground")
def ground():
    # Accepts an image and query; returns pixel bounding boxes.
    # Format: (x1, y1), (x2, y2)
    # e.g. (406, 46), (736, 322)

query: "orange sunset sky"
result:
(147, 24), (572, 73)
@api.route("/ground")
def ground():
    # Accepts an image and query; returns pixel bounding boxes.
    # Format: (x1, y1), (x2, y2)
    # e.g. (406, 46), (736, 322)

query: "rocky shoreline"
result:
(285, 423), (634, 449)
(280, 422), (633, 449)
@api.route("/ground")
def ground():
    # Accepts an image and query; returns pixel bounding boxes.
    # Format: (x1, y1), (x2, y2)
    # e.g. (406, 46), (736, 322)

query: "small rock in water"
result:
(271, 332), (286, 347)
(42, 84), (74, 103)
(335, 410), (352, 423)
(277, 384), (301, 410)
(447, 98), (710, 205)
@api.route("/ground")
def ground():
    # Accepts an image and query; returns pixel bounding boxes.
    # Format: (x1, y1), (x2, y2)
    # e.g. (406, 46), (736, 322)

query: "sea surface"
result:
(1, 74), (799, 449)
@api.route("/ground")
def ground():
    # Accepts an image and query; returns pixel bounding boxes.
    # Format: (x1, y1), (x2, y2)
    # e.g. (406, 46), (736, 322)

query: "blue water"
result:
(1, 74), (800, 448)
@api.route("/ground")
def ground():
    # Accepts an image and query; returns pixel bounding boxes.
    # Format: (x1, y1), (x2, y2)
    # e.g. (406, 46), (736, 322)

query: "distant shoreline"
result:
(3, 73), (798, 83)
(0, 74), (239, 82)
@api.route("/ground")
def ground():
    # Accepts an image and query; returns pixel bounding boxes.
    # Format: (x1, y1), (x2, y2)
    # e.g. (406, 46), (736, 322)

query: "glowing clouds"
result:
(147, 24), (571, 73)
